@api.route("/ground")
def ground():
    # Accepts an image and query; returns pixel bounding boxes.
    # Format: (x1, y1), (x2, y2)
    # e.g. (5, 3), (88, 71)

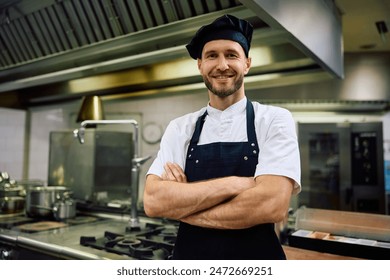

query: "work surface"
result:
(0, 213), (362, 260)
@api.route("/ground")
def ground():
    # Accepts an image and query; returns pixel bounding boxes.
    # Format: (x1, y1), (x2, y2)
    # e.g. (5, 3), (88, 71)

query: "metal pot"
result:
(29, 198), (76, 221)
(0, 196), (25, 214)
(52, 199), (76, 220)
(26, 186), (69, 218)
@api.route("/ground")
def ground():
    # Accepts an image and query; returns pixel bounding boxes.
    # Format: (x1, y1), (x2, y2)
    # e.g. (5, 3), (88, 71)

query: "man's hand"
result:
(162, 162), (187, 183)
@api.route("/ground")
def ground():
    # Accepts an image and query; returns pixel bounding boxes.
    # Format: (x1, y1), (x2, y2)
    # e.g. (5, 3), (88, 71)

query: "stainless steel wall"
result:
(246, 52), (390, 104)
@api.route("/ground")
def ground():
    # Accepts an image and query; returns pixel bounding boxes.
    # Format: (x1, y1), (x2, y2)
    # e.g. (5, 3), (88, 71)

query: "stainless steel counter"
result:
(0, 213), (164, 260)
(1, 211), (370, 260)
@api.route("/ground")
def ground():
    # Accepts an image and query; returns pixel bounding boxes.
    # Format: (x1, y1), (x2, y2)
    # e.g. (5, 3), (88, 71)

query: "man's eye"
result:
(227, 53), (238, 58)
(207, 54), (217, 58)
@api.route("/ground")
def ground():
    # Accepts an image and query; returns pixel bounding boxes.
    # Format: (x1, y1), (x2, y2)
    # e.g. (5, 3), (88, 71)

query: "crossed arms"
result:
(143, 162), (294, 230)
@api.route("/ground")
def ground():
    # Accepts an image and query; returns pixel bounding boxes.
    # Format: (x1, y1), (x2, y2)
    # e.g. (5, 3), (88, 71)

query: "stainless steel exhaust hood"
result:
(0, 0), (343, 107)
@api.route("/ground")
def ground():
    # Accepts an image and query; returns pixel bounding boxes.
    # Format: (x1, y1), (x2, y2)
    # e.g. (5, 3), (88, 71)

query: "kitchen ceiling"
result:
(0, 0), (387, 108)
(335, 0), (390, 52)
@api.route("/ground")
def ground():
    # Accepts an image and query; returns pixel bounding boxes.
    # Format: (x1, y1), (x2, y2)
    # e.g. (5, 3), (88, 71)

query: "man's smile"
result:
(211, 72), (235, 80)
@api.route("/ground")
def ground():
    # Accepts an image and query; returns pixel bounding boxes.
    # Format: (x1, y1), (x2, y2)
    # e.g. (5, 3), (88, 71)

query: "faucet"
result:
(73, 120), (151, 231)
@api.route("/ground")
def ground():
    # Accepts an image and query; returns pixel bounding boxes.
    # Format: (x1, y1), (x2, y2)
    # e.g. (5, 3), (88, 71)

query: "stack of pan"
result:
(0, 171), (26, 215)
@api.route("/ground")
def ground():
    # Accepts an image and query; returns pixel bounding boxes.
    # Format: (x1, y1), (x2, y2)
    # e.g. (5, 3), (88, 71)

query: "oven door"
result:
(298, 122), (385, 214)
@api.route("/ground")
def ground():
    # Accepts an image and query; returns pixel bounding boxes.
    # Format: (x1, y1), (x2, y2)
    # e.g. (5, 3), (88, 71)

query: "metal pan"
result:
(26, 186), (69, 218)
(0, 196), (25, 214)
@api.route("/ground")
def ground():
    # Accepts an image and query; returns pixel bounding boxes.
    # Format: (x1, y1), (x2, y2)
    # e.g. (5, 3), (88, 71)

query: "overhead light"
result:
(76, 95), (105, 123)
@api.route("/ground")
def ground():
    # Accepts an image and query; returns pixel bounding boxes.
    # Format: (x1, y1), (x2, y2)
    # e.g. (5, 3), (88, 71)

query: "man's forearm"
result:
(181, 175), (294, 229)
(143, 175), (255, 220)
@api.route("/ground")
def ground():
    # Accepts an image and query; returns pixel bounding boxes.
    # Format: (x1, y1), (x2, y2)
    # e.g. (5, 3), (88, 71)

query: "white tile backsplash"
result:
(28, 103), (76, 183)
(0, 107), (26, 180)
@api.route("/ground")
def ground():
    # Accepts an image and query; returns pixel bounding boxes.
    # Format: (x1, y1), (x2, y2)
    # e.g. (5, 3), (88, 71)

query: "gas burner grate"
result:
(80, 224), (178, 260)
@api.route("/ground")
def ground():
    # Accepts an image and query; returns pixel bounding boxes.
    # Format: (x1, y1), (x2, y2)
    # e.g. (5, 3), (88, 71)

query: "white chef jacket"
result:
(147, 97), (301, 193)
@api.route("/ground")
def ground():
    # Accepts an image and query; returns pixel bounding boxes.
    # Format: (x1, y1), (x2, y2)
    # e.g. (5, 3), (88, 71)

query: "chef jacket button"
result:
(253, 150), (257, 154)
(188, 154), (192, 158)
(195, 160), (199, 163)
(251, 143), (255, 147)
(244, 156), (248, 160)
(191, 148), (194, 151)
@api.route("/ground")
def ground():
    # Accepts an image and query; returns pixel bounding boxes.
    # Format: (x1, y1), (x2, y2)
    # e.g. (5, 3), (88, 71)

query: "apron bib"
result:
(172, 99), (286, 260)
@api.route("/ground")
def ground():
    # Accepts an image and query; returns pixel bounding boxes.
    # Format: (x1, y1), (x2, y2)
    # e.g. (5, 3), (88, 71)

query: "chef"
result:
(144, 14), (301, 260)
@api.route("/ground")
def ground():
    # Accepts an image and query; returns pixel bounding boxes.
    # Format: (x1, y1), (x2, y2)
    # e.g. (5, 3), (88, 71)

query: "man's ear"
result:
(197, 58), (202, 70)
(244, 57), (252, 75)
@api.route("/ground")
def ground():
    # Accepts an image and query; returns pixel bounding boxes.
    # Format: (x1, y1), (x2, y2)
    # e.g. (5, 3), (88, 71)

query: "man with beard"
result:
(144, 14), (301, 260)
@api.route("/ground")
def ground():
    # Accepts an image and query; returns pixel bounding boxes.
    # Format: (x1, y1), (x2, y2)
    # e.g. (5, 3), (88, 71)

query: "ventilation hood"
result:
(0, 0), (343, 108)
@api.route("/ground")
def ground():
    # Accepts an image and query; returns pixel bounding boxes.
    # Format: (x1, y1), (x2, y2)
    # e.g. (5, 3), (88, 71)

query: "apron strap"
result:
(246, 99), (258, 144)
(190, 110), (207, 145)
(190, 99), (258, 145)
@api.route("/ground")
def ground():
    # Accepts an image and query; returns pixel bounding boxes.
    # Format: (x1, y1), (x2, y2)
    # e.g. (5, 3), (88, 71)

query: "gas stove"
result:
(80, 222), (178, 260)
(0, 212), (178, 260)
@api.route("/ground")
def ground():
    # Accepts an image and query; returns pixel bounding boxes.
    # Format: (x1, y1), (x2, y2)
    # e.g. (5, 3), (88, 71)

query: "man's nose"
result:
(216, 56), (229, 71)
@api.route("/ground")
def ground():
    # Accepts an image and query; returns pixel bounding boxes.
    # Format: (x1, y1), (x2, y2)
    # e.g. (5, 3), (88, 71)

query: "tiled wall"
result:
(28, 103), (74, 182)
(0, 108), (26, 180)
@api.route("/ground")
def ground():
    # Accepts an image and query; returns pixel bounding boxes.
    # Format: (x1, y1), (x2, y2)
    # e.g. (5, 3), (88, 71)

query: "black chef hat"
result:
(186, 14), (253, 59)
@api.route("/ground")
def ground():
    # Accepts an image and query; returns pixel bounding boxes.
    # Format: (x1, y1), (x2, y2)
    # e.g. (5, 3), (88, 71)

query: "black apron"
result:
(172, 99), (286, 260)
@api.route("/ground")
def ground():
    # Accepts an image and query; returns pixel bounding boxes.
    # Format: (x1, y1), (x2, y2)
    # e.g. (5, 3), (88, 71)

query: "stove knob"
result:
(1, 248), (13, 260)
